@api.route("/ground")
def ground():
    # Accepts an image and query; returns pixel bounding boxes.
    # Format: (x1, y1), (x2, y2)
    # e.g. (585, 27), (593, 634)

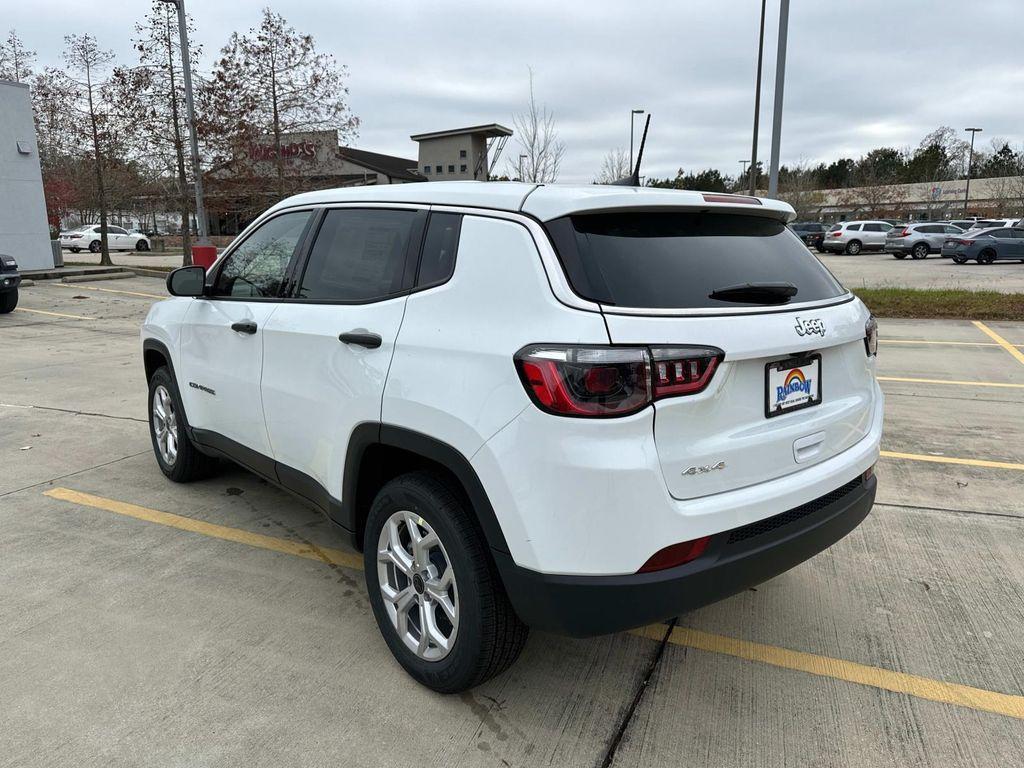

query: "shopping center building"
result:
(204, 124), (512, 235)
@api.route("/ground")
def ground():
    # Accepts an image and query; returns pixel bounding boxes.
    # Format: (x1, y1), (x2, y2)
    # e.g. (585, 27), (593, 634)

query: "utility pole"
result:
(630, 109), (645, 172)
(768, 0), (790, 198)
(739, 159), (750, 183)
(159, 0), (209, 248)
(964, 127), (982, 214)
(749, 0), (767, 195)
(518, 153), (527, 182)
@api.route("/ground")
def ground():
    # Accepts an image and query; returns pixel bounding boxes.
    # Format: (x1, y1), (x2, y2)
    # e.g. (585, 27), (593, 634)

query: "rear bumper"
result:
(497, 473), (876, 637)
(883, 244), (909, 253)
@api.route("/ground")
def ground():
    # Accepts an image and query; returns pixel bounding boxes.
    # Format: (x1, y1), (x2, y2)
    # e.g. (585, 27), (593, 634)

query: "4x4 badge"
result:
(794, 317), (826, 337)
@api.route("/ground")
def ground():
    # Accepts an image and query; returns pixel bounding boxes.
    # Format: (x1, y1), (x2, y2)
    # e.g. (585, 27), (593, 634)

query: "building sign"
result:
(248, 141), (317, 161)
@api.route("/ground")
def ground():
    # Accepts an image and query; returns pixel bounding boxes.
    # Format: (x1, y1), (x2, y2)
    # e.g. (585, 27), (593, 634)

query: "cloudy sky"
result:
(9, 0), (1024, 183)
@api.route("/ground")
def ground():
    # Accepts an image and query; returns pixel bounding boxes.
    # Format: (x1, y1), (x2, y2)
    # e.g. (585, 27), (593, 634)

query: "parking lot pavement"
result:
(817, 251), (1024, 293)
(2, 277), (1023, 767)
(62, 250), (191, 269)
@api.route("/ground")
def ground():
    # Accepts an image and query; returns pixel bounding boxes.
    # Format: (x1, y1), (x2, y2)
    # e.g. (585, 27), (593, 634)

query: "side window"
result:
(847, 224), (862, 232)
(108, 226), (127, 235)
(417, 213), (462, 288)
(212, 210), (311, 298)
(863, 223), (884, 232)
(985, 229), (1007, 238)
(298, 208), (418, 301)
(944, 225), (961, 234)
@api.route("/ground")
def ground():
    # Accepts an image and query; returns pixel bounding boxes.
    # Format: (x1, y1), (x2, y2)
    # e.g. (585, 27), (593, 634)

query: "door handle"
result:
(338, 331), (382, 349)
(231, 320), (257, 334)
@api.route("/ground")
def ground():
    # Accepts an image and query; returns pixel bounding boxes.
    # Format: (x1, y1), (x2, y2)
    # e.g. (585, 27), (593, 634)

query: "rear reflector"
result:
(637, 537), (711, 573)
(702, 193), (762, 205)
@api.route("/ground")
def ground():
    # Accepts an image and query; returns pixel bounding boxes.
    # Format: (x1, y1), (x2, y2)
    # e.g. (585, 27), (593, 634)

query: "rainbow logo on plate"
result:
(776, 368), (813, 404)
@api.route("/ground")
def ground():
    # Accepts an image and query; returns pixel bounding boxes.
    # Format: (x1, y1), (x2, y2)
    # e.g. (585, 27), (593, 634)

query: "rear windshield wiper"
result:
(708, 282), (798, 304)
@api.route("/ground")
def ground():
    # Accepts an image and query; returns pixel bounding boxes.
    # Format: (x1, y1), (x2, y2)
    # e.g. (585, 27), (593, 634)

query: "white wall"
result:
(0, 81), (52, 270)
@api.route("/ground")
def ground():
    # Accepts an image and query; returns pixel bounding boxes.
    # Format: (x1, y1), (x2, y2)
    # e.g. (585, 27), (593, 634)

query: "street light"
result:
(630, 109), (645, 172)
(748, 0), (767, 195)
(158, 0), (209, 252)
(767, 0), (790, 198)
(518, 153), (527, 182)
(964, 127), (982, 214)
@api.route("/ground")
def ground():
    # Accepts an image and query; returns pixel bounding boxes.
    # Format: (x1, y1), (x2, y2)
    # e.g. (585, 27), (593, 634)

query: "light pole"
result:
(749, 0), (767, 194)
(767, 0), (790, 198)
(630, 109), (645, 172)
(739, 159), (750, 182)
(964, 127), (982, 214)
(159, 0), (209, 248)
(518, 153), (527, 182)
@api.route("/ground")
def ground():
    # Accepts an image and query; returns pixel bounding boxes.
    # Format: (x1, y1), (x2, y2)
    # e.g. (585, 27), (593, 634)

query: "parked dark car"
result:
(0, 254), (21, 313)
(788, 221), (827, 251)
(948, 227), (1024, 264)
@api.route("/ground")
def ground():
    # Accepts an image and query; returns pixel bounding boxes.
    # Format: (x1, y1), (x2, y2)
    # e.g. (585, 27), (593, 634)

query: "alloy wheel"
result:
(376, 510), (459, 661)
(152, 384), (179, 466)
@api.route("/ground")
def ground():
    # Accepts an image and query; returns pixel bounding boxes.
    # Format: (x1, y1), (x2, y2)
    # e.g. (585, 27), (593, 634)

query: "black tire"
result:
(69, 247), (81, 253)
(845, 240), (862, 255)
(88, 240), (101, 253)
(147, 366), (219, 482)
(364, 471), (528, 693)
(978, 248), (996, 265)
(0, 289), (17, 314)
(892, 253), (907, 259)
(136, 239), (149, 252)
(952, 254), (969, 264)
(912, 242), (929, 259)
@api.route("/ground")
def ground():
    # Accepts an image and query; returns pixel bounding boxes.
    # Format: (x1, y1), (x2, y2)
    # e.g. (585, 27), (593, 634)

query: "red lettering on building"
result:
(247, 141), (317, 161)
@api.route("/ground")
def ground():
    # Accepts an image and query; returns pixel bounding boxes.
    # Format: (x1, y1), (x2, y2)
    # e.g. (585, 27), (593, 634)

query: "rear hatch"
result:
(545, 209), (876, 499)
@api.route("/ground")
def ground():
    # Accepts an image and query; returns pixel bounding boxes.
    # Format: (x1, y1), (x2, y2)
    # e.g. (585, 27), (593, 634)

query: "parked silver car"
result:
(820, 220), (894, 254)
(884, 222), (964, 259)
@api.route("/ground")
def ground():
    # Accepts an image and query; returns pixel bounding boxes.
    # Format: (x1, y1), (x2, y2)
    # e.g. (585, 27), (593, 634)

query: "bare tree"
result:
(127, 0), (202, 264)
(777, 160), (825, 219)
(0, 29), (36, 82)
(202, 8), (358, 202)
(507, 69), (565, 183)
(63, 34), (117, 265)
(595, 147), (630, 184)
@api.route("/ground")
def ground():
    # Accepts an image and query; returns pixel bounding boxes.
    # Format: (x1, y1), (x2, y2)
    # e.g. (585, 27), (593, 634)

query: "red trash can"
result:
(191, 245), (218, 271)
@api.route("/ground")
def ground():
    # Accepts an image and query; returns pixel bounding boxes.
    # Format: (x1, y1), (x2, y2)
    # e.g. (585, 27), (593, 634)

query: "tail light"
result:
(514, 344), (723, 418)
(864, 315), (878, 357)
(830, 231), (842, 237)
(898, 229), (911, 237)
(957, 239), (974, 246)
(637, 536), (711, 573)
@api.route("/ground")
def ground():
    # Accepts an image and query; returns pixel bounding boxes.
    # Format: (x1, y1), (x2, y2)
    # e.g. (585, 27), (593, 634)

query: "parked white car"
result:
(820, 220), (894, 254)
(60, 225), (151, 253)
(142, 182), (882, 692)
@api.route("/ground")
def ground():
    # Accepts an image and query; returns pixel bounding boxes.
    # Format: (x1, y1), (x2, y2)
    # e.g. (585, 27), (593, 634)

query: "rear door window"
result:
(847, 224), (862, 231)
(298, 208), (420, 302)
(545, 212), (846, 309)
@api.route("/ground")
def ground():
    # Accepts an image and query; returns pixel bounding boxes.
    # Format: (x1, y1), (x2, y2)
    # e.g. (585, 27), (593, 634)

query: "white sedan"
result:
(60, 225), (151, 253)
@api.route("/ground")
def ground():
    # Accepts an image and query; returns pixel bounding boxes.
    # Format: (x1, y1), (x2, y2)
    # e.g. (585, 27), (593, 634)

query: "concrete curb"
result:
(22, 267), (133, 281)
(131, 268), (173, 279)
(61, 272), (138, 284)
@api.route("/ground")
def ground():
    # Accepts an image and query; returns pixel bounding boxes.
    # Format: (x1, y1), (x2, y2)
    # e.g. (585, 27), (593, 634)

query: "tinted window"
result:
(847, 224), (862, 231)
(1010, 229), (1024, 238)
(298, 209), (417, 301)
(107, 226), (127, 235)
(212, 210), (311, 298)
(944, 225), (963, 234)
(986, 229), (1010, 238)
(545, 212), (846, 309)
(417, 213), (462, 287)
(863, 223), (886, 232)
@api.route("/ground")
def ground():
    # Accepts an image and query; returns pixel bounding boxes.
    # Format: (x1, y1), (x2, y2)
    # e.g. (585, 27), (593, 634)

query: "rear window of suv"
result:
(545, 212), (846, 309)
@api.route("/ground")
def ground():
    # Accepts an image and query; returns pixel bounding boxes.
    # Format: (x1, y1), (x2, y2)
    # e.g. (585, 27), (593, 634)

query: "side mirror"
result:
(167, 265), (207, 297)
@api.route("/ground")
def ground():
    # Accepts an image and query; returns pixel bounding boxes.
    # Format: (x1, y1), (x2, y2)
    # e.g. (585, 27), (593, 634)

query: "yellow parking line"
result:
(14, 307), (96, 320)
(43, 485), (1024, 720)
(42, 487), (363, 570)
(632, 624), (1024, 721)
(973, 321), (1024, 367)
(877, 376), (1024, 389)
(54, 283), (165, 300)
(880, 339), (1024, 348)
(880, 450), (1024, 471)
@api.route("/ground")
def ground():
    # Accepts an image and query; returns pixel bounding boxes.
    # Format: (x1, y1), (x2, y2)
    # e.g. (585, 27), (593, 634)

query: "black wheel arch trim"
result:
(337, 423), (512, 556)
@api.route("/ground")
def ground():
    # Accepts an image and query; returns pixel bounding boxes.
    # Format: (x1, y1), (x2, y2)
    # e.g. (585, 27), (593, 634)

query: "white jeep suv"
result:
(142, 182), (882, 693)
